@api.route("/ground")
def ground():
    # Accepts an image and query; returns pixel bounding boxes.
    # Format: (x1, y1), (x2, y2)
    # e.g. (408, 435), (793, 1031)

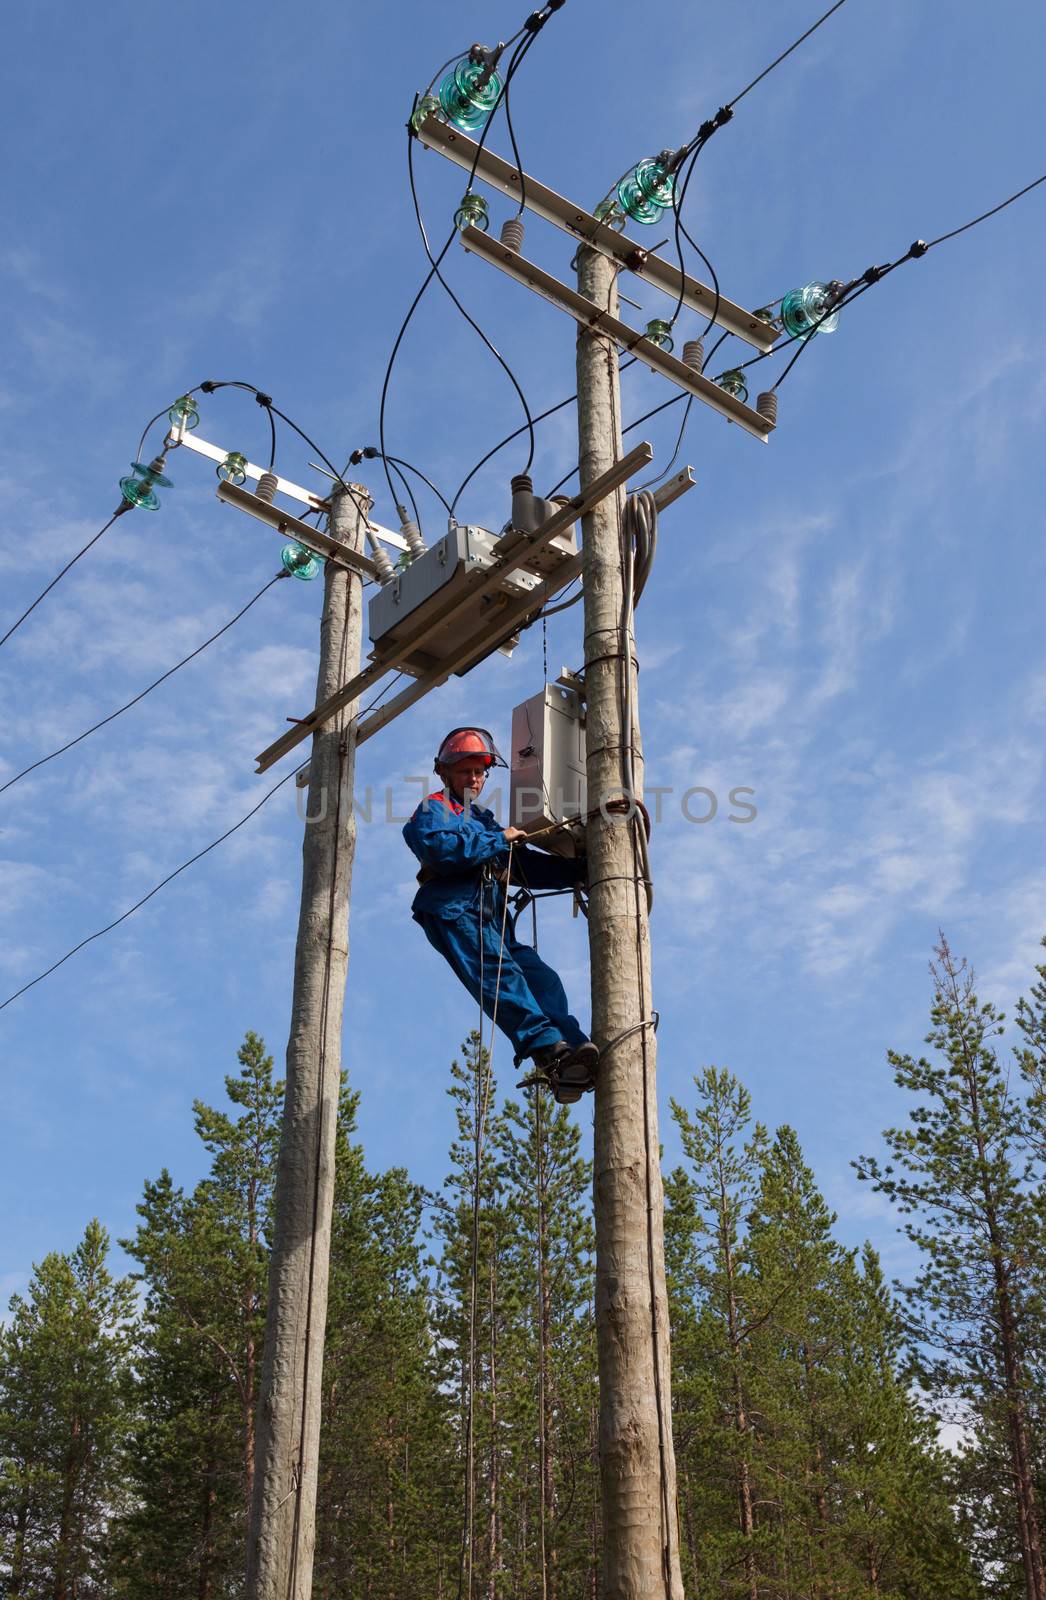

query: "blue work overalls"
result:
(403, 792), (586, 1061)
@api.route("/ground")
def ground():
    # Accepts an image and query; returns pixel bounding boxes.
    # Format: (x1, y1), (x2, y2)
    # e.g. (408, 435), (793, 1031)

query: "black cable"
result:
(667, 139), (721, 341)
(381, 27), (547, 518)
(700, 330), (731, 373)
(451, 358), (637, 516)
(262, 402), (277, 472)
(386, 458), (423, 528)
(0, 672), (402, 1014)
(386, 454), (453, 516)
(638, 397), (692, 492)
(501, 44), (528, 218)
(725, 0), (851, 111)
(404, 43), (539, 474)
(135, 407), (174, 466)
(0, 508), (128, 652)
(265, 404), (372, 524)
(925, 172), (1046, 248)
(0, 769), (296, 1013)
(0, 574), (286, 798)
(544, 389), (685, 499)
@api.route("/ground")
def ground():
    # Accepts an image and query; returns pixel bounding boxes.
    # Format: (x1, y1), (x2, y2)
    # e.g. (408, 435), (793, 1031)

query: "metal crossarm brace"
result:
(215, 481), (380, 580)
(167, 419), (409, 550)
(416, 114), (776, 353)
(460, 228), (773, 442)
(254, 441), (655, 772)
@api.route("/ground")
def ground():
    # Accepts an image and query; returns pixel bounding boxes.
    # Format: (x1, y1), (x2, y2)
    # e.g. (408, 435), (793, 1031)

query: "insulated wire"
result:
(385, 453), (453, 516)
(0, 508), (128, 653)
(0, 672), (402, 1013)
(385, 456), (423, 528)
(757, 172), (1046, 393)
(406, 42), (539, 467)
(451, 358), (638, 516)
(382, 38), (540, 519)
(0, 769), (295, 1014)
(0, 574), (287, 797)
(725, 0), (852, 113)
(637, 398), (692, 493)
(544, 388), (685, 500)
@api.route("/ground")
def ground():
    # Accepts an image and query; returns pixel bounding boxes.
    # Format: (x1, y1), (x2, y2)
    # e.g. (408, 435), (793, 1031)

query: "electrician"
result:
(403, 726), (598, 1104)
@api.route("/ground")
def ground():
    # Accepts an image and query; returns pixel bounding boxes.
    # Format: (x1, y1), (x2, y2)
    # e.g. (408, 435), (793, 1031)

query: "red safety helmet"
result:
(434, 726), (506, 773)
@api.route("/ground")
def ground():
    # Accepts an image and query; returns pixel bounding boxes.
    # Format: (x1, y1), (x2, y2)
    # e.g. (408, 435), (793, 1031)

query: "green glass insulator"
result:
(438, 58), (502, 132)
(616, 157), (675, 226)
(119, 458), (172, 511)
(454, 192), (489, 234)
(717, 370), (749, 403)
(119, 473), (159, 510)
(780, 282), (840, 340)
(753, 306), (780, 330)
(395, 550), (414, 572)
(281, 541), (322, 581)
(644, 318), (674, 351)
(217, 451), (248, 486)
(411, 94), (442, 132)
(167, 394), (200, 430)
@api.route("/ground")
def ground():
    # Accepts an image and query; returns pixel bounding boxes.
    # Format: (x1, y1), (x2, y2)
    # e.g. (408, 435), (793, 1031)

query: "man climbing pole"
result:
(403, 726), (598, 1104)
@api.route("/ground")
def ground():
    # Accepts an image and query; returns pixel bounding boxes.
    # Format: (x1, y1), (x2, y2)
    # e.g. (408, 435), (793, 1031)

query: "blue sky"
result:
(3, 0), (1045, 1305)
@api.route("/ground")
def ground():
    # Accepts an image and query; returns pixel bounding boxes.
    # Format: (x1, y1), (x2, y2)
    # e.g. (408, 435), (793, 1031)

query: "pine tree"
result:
(668, 1067), (768, 1599)
(855, 934), (1046, 1600)
(313, 1081), (454, 1599)
(0, 1220), (136, 1599)
(113, 1031), (283, 1598)
(430, 1032), (509, 1600)
(494, 1090), (596, 1600)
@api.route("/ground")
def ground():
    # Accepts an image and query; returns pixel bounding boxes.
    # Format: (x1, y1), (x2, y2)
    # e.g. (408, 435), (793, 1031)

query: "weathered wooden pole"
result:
(575, 244), (684, 1598)
(246, 485), (369, 1600)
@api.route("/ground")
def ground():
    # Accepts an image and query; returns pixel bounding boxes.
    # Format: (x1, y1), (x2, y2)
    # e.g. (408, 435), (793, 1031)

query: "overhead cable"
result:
(0, 573), (287, 798)
(725, 0), (851, 113)
(713, 170), (1046, 393)
(0, 508), (129, 653)
(0, 673), (402, 1013)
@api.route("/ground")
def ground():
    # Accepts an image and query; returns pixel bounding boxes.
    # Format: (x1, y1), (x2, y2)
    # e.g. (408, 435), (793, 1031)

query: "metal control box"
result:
(367, 521), (578, 679)
(510, 683), (586, 857)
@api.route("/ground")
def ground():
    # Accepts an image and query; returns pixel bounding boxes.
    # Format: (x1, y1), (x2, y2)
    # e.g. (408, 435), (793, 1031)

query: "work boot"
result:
(522, 1040), (582, 1104)
(560, 1039), (599, 1088)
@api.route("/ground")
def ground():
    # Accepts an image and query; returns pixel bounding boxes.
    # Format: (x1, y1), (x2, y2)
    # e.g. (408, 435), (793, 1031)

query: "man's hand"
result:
(502, 826), (528, 843)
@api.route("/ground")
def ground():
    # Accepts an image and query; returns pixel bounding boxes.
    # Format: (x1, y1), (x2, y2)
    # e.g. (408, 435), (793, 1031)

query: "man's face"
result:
(444, 756), (489, 801)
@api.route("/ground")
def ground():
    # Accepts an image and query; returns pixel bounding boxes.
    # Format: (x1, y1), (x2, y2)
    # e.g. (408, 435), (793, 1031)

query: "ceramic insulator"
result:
(499, 216), (525, 252)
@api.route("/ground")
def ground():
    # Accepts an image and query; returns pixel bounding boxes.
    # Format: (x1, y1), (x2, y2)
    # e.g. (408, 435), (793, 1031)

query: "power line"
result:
(451, 358), (638, 515)
(0, 769), (295, 1014)
(926, 171), (1046, 248)
(697, 168), (1046, 395)
(0, 573), (287, 798)
(402, 42), (540, 476)
(726, 0), (851, 112)
(0, 507), (128, 653)
(380, 23), (557, 520)
(0, 673), (403, 1014)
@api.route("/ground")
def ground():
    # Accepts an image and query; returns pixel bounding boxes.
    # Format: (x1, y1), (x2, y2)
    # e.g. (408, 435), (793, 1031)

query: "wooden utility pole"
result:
(576, 243), (684, 1599)
(246, 484), (370, 1600)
